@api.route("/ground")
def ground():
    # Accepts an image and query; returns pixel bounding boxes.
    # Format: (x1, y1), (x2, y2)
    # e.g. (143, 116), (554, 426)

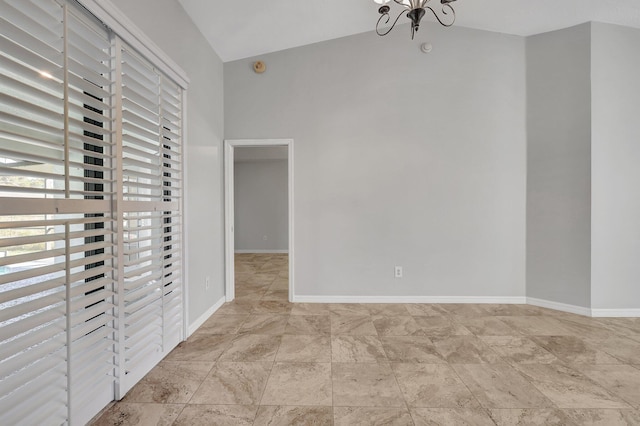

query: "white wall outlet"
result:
(394, 266), (403, 278)
(205, 276), (210, 290)
(263, 235), (268, 241)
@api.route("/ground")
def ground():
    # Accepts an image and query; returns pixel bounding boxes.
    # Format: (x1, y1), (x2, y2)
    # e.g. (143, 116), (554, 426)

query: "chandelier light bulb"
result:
(373, 0), (391, 4)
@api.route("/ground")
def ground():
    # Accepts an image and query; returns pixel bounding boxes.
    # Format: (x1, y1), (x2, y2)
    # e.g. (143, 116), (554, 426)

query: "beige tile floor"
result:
(92, 254), (640, 425)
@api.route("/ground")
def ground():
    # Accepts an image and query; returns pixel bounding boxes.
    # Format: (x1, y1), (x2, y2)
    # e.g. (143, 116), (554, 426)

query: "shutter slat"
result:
(0, 263), (65, 286)
(67, 55), (111, 87)
(67, 75), (111, 106)
(0, 348), (65, 394)
(125, 242), (163, 258)
(70, 289), (114, 313)
(1, 374), (67, 425)
(0, 16), (63, 64)
(0, 318), (65, 362)
(124, 301), (160, 327)
(122, 85), (159, 113)
(70, 276), (114, 299)
(0, 248), (64, 268)
(4, 0), (61, 30)
(67, 25), (110, 63)
(122, 130), (161, 153)
(122, 65), (158, 93)
(70, 313), (115, 341)
(126, 325), (161, 352)
(0, 289), (65, 323)
(0, 334), (66, 382)
(123, 108), (159, 135)
(71, 326), (114, 356)
(1, 92), (63, 125)
(124, 285), (162, 311)
(0, 304), (65, 342)
(0, 34), (63, 79)
(123, 116), (160, 142)
(123, 168), (162, 183)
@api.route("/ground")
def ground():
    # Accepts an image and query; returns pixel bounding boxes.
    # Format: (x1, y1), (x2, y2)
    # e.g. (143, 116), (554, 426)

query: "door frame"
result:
(224, 139), (294, 302)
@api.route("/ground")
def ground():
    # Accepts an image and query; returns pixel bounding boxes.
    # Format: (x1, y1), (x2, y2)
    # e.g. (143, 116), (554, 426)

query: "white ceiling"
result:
(178, 0), (640, 62)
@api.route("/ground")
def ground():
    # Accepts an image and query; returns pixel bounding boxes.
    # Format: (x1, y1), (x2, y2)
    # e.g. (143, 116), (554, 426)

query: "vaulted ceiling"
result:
(178, 0), (640, 62)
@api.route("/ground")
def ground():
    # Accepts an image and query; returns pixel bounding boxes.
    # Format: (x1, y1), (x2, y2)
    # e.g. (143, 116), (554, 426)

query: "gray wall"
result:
(225, 24), (527, 298)
(234, 159), (288, 251)
(525, 24), (592, 308)
(111, 0), (226, 324)
(591, 23), (640, 310)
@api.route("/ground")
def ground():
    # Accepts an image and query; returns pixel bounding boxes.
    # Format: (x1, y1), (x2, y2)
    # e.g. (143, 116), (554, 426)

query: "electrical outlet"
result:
(205, 276), (210, 290)
(394, 266), (403, 278)
(263, 235), (268, 241)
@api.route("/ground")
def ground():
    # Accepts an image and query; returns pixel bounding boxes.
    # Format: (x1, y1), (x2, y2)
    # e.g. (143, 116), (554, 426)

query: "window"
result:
(0, 1), (185, 424)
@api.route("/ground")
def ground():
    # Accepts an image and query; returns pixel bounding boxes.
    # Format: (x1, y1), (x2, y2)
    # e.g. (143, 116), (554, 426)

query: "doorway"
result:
(224, 139), (294, 302)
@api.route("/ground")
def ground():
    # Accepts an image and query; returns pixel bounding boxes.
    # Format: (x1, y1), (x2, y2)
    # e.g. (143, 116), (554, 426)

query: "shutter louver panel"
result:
(66, 9), (115, 202)
(122, 210), (163, 385)
(68, 213), (117, 426)
(121, 49), (162, 202)
(159, 76), (183, 352)
(0, 0), (65, 201)
(0, 212), (116, 425)
(160, 78), (183, 205)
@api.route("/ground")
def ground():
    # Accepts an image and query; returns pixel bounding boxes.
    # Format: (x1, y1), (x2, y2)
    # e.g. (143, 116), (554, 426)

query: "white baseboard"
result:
(526, 297), (592, 317)
(187, 296), (225, 336)
(235, 250), (289, 254)
(292, 295), (527, 304)
(591, 308), (640, 318)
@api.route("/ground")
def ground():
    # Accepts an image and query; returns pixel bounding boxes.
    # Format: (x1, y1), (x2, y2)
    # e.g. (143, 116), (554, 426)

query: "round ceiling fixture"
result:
(253, 61), (266, 74)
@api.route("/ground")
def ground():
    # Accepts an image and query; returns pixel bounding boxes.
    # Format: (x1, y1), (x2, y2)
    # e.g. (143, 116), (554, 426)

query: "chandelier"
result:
(374, 0), (458, 39)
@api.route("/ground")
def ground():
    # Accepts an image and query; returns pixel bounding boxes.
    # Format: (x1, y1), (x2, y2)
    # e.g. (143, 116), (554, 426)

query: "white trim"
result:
(235, 250), (289, 254)
(288, 141), (295, 303)
(293, 295), (528, 304)
(224, 139), (295, 303)
(113, 36), (126, 402)
(224, 142), (235, 302)
(187, 296), (226, 336)
(591, 309), (640, 318)
(77, 0), (189, 89)
(181, 89), (189, 341)
(527, 297), (592, 317)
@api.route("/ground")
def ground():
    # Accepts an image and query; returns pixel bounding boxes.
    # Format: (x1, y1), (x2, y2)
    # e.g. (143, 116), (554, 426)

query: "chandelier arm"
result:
(425, 4), (456, 27)
(376, 9), (408, 36)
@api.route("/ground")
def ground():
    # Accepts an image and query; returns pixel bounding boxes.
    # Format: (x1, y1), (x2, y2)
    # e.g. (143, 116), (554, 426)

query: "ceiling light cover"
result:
(375, 0), (458, 39)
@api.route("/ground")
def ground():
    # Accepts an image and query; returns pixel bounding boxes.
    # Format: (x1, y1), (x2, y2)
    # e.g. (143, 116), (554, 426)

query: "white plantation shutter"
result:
(0, 0), (186, 424)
